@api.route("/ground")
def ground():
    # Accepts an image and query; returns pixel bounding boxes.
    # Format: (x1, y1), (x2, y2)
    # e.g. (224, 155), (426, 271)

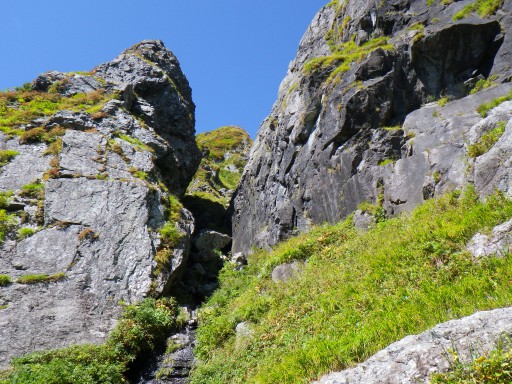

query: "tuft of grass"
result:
(0, 275), (12, 287)
(17, 227), (36, 241)
(0, 149), (19, 168)
(191, 189), (512, 383)
(470, 76), (498, 94)
(438, 97), (449, 107)
(0, 298), (180, 384)
(453, 0), (503, 20)
(431, 338), (512, 383)
(467, 121), (506, 158)
(17, 272), (65, 285)
(115, 132), (154, 153)
(477, 90), (512, 117)
(378, 158), (396, 166)
(0, 209), (16, 244)
(19, 181), (44, 199)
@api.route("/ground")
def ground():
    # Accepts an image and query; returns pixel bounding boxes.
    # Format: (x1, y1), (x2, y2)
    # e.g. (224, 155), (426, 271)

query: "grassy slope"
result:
(191, 189), (512, 383)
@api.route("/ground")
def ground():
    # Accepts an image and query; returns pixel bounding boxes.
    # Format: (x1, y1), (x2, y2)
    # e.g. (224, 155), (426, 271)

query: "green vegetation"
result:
(17, 227), (36, 241)
(431, 339), (512, 383)
(154, 194), (184, 276)
(0, 90), (114, 138)
(438, 97), (449, 107)
(0, 275), (11, 287)
(115, 132), (154, 153)
(453, 0), (503, 20)
(378, 158), (396, 166)
(409, 23), (425, 43)
(0, 298), (181, 384)
(0, 209), (16, 244)
(19, 182), (44, 199)
(186, 126), (251, 207)
(17, 272), (66, 285)
(0, 150), (19, 168)
(191, 189), (512, 383)
(470, 76), (498, 94)
(467, 121), (506, 158)
(477, 90), (512, 117)
(128, 167), (148, 181)
(303, 37), (394, 85)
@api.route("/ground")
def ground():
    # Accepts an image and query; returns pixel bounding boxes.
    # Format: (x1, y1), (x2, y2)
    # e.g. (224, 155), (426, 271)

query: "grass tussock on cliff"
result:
(191, 189), (512, 383)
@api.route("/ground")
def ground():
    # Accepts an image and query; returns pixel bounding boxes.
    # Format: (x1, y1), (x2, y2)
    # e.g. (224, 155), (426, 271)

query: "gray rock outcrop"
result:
(314, 307), (512, 384)
(232, 0), (512, 254)
(467, 218), (512, 258)
(0, 40), (200, 367)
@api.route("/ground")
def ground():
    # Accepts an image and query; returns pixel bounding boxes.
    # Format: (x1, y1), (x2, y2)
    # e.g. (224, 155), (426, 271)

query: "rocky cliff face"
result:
(232, 0), (512, 254)
(0, 40), (200, 367)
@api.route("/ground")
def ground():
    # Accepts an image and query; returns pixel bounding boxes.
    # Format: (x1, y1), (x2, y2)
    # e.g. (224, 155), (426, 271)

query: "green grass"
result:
(0, 298), (181, 384)
(378, 158), (396, 166)
(470, 76), (498, 94)
(438, 97), (449, 107)
(116, 133), (154, 153)
(19, 182), (44, 199)
(0, 150), (19, 168)
(154, 194), (184, 276)
(431, 338), (512, 383)
(191, 189), (512, 383)
(0, 90), (114, 135)
(303, 37), (394, 85)
(16, 272), (65, 285)
(453, 0), (503, 20)
(467, 121), (506, 158)
(0, 275), (11, 287)
(477, 90), (512, 117)
(17, 227), (35, 241)
(0, 209), (16, 243)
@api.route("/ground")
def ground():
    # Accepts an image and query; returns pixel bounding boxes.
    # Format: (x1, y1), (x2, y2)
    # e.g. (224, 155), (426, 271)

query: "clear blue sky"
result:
(1, 1), (327, 138)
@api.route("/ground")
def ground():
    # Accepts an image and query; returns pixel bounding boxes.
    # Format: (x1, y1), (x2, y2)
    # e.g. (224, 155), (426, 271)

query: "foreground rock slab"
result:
(314, 307), (512, 384)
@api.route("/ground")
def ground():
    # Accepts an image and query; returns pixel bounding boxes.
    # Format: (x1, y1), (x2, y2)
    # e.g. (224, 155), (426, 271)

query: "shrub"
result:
(0, 298), (180, 383)
(0, 275), (11, 287)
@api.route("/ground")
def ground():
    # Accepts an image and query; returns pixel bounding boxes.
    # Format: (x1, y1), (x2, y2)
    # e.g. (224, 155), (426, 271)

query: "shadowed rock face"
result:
(0, 40), (199, 367)
(232, 0), (512, 255)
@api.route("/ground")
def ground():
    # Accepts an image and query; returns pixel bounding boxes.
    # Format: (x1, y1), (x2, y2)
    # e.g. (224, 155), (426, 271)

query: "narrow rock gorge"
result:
(3, 0), (512, 383)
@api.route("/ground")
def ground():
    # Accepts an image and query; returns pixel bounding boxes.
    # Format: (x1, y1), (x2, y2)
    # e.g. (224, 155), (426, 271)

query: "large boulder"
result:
(0, 40), (199, 367)
(232, 0), (512, 254)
